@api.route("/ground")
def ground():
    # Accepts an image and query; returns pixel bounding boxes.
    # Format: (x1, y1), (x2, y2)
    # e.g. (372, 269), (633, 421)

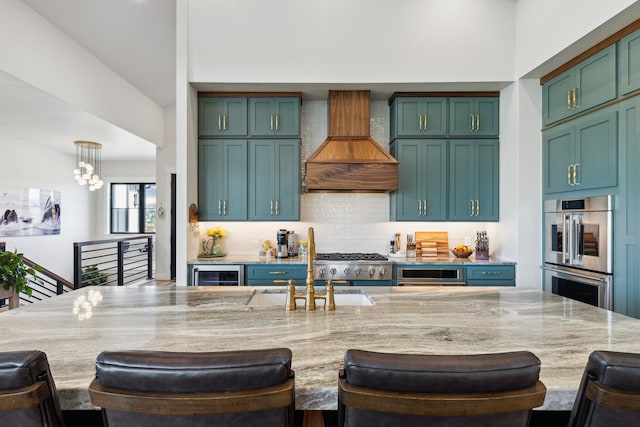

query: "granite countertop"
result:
(1, 286), (635, 412)
(188, 255), (516, 265)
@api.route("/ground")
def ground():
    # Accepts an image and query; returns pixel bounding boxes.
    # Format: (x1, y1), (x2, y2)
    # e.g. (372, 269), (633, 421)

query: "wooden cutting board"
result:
(415, 231), (449, 257)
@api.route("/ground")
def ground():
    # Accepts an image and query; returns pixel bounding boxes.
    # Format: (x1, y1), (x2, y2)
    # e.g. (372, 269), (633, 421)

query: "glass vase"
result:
(210, 238), (225, 257)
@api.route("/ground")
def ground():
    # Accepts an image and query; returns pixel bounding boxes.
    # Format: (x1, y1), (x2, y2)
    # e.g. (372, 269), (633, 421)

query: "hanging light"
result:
(73, 141), (104, 191)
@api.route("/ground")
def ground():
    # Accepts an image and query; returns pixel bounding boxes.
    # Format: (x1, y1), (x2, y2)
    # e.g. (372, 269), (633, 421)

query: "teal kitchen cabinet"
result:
(449, 139), (499, 221)
(249, 97), (300, 137)
(390, 139), (447, 221)
(619, 29), (640, 96)
(248, 140), (300, 221)
(542, 108), (617, 194)
(448, 98), (499, 137)
(614, 97), (640, 317)
(390, 97), (447, 138)
(198, 140), (248, 221)
(466, 265), (515, 287)
(246, 264), (307, 286)
(198, 97), (248, 137)
(542, 44), (616, 126)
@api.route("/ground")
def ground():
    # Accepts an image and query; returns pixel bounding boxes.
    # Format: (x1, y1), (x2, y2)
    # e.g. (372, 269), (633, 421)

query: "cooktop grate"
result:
(316, 253), (388, 261)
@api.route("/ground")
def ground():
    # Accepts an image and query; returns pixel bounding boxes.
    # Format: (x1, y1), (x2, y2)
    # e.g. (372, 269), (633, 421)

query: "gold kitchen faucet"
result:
(274, 227), (345, 310)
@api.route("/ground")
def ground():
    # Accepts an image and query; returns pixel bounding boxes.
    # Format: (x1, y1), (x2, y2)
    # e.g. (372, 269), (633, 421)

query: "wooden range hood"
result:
(305, 90), (398, 192)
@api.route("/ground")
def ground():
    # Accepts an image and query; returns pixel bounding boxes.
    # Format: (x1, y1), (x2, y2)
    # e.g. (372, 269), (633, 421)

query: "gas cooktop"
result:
(316, 253), (388, 261)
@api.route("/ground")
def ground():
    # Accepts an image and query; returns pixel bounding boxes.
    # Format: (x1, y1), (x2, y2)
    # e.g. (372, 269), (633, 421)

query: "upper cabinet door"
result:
(249, 97), (300, 136)
(198, 98), (248, 137)
(619, 28), (640, 96)
(448, 98), (499, 136)
(390, 98), (447, 138)
(542, 44), (616, 126)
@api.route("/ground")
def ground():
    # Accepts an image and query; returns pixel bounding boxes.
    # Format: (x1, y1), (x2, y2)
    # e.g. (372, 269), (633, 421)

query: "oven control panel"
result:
(314, 262), (392, 281)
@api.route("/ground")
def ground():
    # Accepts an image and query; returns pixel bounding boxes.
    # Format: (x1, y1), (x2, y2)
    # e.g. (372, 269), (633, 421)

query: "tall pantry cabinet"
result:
(542, 23), (640, 318)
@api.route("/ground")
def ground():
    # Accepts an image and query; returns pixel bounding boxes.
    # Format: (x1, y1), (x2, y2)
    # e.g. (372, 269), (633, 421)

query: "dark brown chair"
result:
(568, 350), (640, 426)
(338, 349), (546, 427)
(89, 348), (295, 427)
(0, 350), (65, 427)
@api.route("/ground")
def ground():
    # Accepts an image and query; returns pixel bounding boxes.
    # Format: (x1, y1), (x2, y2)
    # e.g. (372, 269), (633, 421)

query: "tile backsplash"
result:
(191, 98), (501, 258)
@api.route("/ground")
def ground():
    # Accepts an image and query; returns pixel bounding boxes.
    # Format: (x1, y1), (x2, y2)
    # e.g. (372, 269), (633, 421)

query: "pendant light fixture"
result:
(73, 141), (104, 191)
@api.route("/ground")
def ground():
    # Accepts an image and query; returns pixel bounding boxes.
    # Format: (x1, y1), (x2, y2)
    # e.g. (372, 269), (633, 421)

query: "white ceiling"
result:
(0, 0), (176, 161)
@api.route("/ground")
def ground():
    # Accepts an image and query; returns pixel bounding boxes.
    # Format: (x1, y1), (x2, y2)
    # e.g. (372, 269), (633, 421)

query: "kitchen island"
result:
(1, 285), (638, 413)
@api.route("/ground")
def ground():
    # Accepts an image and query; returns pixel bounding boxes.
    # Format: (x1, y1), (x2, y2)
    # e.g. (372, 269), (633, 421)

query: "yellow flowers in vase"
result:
(202, 226), (227, 257)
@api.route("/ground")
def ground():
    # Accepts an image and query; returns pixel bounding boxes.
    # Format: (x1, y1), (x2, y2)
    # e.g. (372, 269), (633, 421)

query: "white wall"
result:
(515, 0), (638, 77)
(189, 0), (517, 84)
(0, 134), (92, 281)
(0, 0), (164, 146)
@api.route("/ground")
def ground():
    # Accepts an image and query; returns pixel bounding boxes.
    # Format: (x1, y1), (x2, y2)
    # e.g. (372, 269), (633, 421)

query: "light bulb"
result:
(79, 179), (87, 185)
(85, 164), (93, 173)
(73, 168), (80, 175)
(89, 185), (96, 191)
(79, 161), (85, 167)
(82, 173), (91, 180)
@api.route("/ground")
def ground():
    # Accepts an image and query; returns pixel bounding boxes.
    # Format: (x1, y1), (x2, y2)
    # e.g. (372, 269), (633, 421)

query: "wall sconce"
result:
(188, 203), (199, 231)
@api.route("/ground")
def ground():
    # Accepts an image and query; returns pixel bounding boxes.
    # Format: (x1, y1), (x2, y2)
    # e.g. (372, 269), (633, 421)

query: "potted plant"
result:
(0, 249), (40, 298)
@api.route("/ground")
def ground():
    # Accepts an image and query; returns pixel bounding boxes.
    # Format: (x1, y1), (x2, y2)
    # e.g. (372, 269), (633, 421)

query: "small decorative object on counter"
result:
(298, 241), (308, 259)
(200, 226), (227, 257)
(475, 231), (489, 260)
(451, 244), (473, 258)
(406, 234), (416, 258)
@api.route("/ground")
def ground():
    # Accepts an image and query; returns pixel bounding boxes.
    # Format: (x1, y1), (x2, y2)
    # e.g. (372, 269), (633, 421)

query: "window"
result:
(110, 183), (156, 234)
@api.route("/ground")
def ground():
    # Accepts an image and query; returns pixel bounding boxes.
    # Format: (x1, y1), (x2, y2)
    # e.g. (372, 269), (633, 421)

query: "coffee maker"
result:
(277, 229), (289, 259)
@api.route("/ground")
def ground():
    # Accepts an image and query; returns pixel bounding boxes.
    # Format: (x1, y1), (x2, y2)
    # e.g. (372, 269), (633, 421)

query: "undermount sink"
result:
(246, 289), (375, 307)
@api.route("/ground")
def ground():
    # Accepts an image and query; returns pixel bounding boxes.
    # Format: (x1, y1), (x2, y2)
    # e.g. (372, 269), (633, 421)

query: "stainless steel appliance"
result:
(313, 253), (392, 281)
(192, 265), (244, 286)
(277, 229), (289, 259)
(542, 195), (613, 309)
(397, 267), (465, 286)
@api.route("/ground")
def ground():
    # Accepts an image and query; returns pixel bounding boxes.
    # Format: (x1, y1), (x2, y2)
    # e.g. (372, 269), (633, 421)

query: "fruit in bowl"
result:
(451, 244), (473, 258)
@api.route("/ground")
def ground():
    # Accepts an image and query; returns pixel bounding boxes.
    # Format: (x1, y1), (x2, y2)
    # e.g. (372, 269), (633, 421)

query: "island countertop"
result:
(1, 285), (638, 412)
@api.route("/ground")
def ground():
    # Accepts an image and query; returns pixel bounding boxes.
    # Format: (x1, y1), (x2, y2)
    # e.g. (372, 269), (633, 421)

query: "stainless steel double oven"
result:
(542, 195), (613, 309)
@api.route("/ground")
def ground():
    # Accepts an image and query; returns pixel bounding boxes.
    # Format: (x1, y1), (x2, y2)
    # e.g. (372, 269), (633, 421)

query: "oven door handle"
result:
(541, 265), (609, 284)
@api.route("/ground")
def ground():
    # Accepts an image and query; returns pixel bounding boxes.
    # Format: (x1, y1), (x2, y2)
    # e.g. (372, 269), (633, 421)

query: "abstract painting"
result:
(0, 185), (61, 236)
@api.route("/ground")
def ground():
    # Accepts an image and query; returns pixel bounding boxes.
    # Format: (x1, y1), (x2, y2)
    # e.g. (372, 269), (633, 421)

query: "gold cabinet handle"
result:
(218, 115), (222, 131)
(475, 199), (480, 216)
(475, 114), (480, 132)
(567, 164), (573, 185)
(218, 200), (222, 216)
(270, 200), (274, 215)
(223, 200), (227, 216)
(573, 163), (580, 185)
(470, 114), (474, 131)
(470, 199), (474, 216)
(275, 114), (279, 131)
(567, 89), (572, 110)
(275, 199), (279, 215)
(418, 115), (423, 131)
(417, 200), (422, 216)
(269, 271), (289, 275)
(573, 87), (579, 108)
(270, 115), (274, 131)
(424, 114), (428, 131)
(223, 115), (227, 130)
(423, 200), (427, 216)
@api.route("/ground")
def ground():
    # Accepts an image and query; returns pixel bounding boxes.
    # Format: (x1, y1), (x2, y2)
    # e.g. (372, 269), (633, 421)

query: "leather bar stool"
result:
(338, 349), (546, 427)
(568, 350), (640, 426)
(89, 348), (294, 427)
(0, 350), (65, 427)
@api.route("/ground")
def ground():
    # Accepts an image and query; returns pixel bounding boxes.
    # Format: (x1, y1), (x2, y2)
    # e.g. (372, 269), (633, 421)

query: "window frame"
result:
(109, 182), (156, 235)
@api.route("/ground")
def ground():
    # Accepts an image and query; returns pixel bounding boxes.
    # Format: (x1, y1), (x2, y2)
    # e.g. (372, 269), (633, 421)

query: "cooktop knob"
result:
(318, 267), (326, 277)
(368, 267), (375, 277)
(379, 267), (387, 276)
(354, 267), (362, 276)
(330, 268), (337, 276)
(344, 268), (352, 276)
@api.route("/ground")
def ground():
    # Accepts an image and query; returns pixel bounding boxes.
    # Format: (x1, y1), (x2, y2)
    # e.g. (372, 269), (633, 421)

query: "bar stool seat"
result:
(0, 350), (65, 427)
(338, 349), (546, 427)
(569, 350), (640, 426)
(89, 348), (294, 427)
